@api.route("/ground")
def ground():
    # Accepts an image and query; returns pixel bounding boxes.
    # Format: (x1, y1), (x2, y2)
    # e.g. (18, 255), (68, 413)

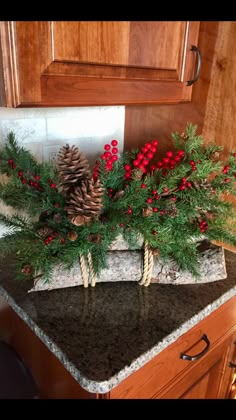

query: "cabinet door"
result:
(0, 21), (200, 107)
(157, 337), (234, 399)
(228, 337), (236, 399)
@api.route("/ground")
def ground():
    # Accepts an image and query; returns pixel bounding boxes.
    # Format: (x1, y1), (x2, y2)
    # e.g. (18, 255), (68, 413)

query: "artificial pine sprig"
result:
(0, 125), (236, 283)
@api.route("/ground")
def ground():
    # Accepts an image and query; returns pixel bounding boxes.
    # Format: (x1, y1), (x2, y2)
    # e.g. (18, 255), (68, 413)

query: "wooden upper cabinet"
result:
(0, 21), (200, 107)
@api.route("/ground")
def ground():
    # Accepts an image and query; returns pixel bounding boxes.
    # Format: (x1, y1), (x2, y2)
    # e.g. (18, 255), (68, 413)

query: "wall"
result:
(0, 106), (125, 237)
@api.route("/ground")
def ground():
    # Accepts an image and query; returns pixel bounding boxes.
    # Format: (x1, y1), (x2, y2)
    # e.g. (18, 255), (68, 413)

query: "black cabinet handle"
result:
(186, 45), (202, 86)
(180, 334), (210, 361)
(229, 361), (236, 368)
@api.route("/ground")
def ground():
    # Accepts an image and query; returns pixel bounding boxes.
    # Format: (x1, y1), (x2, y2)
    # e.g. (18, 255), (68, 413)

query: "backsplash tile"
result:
(0, 105), (125, 237)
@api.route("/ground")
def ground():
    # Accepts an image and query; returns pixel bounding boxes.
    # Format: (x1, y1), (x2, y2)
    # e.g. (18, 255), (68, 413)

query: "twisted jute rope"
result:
(139, 241), (154, 287)
(87, 252), (96, 287)
(79, 253), (97, 287)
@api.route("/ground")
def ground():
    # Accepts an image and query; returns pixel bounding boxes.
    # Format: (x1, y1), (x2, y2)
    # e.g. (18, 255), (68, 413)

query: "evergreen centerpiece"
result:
(0, 123), (236, 287)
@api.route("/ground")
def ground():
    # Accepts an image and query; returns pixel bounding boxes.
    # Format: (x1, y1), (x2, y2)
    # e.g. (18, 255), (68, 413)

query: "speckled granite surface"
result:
(0, 250), (236, 394)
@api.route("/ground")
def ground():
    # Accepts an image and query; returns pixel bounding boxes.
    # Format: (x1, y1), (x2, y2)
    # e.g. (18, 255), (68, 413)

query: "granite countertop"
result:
(0, 250), (236, 394)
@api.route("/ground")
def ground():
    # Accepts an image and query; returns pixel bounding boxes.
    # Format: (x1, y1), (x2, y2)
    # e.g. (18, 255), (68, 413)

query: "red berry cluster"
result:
(156, 149), (185, 171)
(48, 179), (57, 189)
(179, 177), (192, 191)
(133, 140), (159, 174)
(107, 187), (113, 197)
(124, 164), (132, 181)
(44, 232), (65, 245)
(199, 220), (208, 233)
(189, 160), (197, 171)
(8, 159), (16, 169)
(101, 139), (119, 171)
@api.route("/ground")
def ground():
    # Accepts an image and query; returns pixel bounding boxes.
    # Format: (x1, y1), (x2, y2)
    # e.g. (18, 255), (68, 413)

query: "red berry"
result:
(177, 150), (185, 157)
(233, 152), (236, 157)
(141, 168), (147, 174)
(181, 177), (187, 183)
(170, 160), (176, 166)
(166, 151), (173, 158)
(180, 185), (186, 190)
(163, 157), (170, 164)
(146, 198), (153, 204)
(150, 165), (156, 171)
(160, 210), (165, 215)
(142, 159), (149, 166)
(147, 152), (154, 160)
(152, 190), (157, 195)
(93, 174), (98, 182)
(61, 238), (66, 243)
(33, 182), (39, 188)
(172, 196), (177, 202)
(133, 160), (140, 167)
(29, 180), (34, 186)
(156, 162), (163, 168)
(12, 163), (16, 169)
(224, 178), (230, 183)
(191, 166), (197, 171)
(111, 139), (118, 146)
(101, 154), (107, 160)
(153, 208), (158, 212)
(35, 175), (40, 180)
(18, 171), (23, 177)
(150, 146), (156, 153)
(125, 172), (131, 179)
(50, 183), (56, 188)
(108, 193), (113, 197)
(189, 160), (195, 165)
(152, 140), (159, 147)
(119, 223), (125, 227)
(54, 232), (59, 237)
(141, 183), (146, 188)
(112, 147), (118, 154)
(44, 240), (49, 245)
(104, 144), (111, 151)
(111, 155), (118, 162)
(54, 203), (60, 208)
(163, 187), (168, 193)
(48, 236), (53, 241)
(152, 230), (158, 235)
(145, 143), (152, 149)
(93, 166), (99, 173)
(124, 164), (131, 171)
(127, 208), (132, 215)
(8, 159), (13, 164)
(21, 178), (27, 184)
(187, 182), (192, 188)
(155, 195), (160, 200)
(137, 153), (144, 160)
(48, 179), (53, 183)
(104, 151), (112, 158)
(142, 147), (148, 153)
(174, 155), (181, 162)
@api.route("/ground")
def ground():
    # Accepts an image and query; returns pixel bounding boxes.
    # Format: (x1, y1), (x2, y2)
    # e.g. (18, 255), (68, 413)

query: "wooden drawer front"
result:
(110, 296), (236, 399)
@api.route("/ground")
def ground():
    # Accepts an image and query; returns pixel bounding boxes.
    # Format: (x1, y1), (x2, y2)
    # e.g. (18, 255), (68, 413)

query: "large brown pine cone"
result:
(57, 144), (91, 195)
(65, 178), (105, 226)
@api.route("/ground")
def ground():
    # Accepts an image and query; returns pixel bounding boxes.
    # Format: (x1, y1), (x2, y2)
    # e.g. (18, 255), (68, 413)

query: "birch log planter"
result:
(28, 237), (227, 292)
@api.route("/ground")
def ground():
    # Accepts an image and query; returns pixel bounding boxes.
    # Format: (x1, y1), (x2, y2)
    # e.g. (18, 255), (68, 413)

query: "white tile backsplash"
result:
(0, 105), (125, 237)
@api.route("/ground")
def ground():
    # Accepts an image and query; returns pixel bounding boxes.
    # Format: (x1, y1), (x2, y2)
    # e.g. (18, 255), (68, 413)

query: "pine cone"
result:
(21, 264), (34, 276)
(210, 151), (220, 162)
(53, 213), (62, 224)
(142, 207), (153, 217)
(192, 180), (211, 190)
(112, 190), (125, 201)
(37, 226), (54, 238)
(167, 207), (178, 218)
(67, 231), (78, 241)
(65, 178), (105, 225)
(88, 233), (102, 244)
(57, 144), (91, 195)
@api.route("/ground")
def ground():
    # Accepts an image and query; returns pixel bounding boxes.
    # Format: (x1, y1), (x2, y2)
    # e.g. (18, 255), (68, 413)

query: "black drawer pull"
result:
(229, 361), (236, 368)
(180, 334), (210, 361)
(186, 45), (202, 86)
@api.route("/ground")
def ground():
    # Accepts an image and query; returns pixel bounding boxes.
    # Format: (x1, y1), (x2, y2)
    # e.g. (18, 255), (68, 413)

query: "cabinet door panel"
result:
(0, 21), (200, 107)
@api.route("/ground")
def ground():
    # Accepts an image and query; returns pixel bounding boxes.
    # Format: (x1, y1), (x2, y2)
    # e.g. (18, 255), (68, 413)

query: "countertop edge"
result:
(0, 284), (236, 394)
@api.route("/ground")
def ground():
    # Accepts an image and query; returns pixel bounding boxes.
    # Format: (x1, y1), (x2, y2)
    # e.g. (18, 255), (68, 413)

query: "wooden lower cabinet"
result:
(156, 334), (236, 399)
(0, 295), (236, 399)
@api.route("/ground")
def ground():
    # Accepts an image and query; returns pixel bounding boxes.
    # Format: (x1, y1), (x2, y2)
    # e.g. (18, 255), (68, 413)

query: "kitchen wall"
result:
(0, 105), (125, 237)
